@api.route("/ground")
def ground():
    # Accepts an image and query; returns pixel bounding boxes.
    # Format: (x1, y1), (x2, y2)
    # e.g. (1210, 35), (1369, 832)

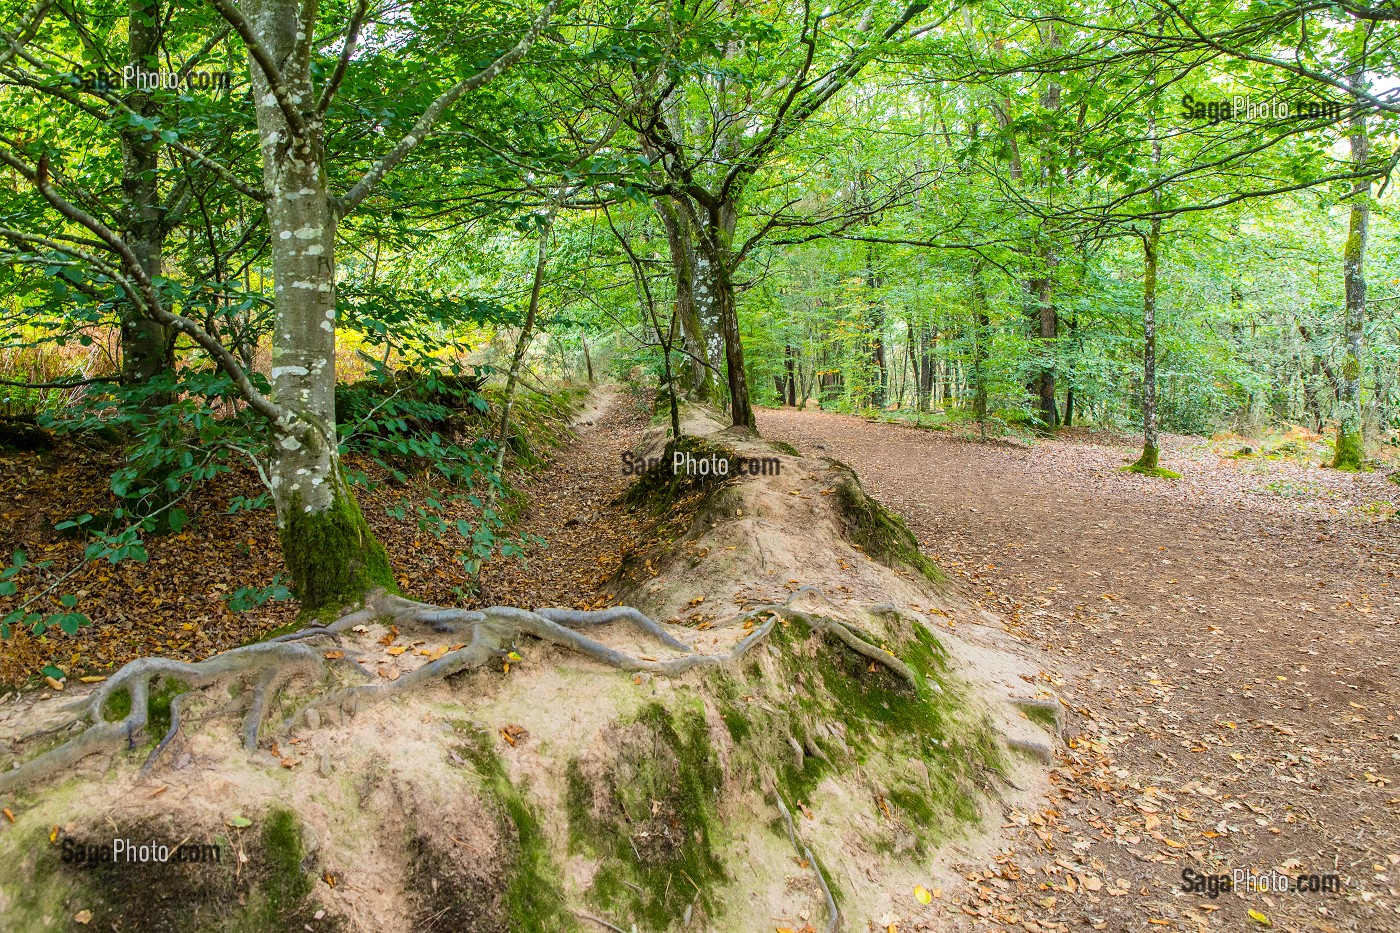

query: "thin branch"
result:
(317, 0), (369, 115)
(334, 0), (563, 217)
(207, 0), (309, 136)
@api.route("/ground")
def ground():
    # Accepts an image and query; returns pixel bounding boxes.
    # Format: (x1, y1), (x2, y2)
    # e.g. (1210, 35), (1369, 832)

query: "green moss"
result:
(278, 481), (397, 615)
(1332, 428), (1365, 471)
(256, 809), (313, 919)
(1122, 448), (1181, 479)
(619, 435), (741, 514)
(102, 687), (132, 722)
(1121, 445), (1180, 478)
(754, 612), (996, 852)
(1018, 703), (1059, 734)
(828, 469), (945, 584)
(565, 701), (725, 930)
(769, 440), (801, 457)
(146, 678), (188, 738)
(417, 723), (573, 932)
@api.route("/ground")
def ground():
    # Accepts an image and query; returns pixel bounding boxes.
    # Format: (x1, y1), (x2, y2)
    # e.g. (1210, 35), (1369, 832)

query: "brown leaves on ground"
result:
(760, 409), (1400, 933)
(0, 389), (650, 688)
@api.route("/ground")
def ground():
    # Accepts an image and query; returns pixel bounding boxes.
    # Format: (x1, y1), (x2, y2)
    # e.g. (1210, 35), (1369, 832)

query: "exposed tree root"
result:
(775, 794), (839, 933)
(0, 588), (920, 797)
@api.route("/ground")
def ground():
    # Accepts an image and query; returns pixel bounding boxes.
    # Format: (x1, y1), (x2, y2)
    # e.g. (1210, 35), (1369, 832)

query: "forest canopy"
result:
(0, 0), (1396, 629)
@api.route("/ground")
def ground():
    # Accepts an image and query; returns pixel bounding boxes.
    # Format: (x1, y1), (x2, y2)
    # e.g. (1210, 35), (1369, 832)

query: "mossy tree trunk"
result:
(219, 0), (556, 611)
(1334, 59), (1369, 471)
(655, 197), (715, 401)
(1132, 74), (1164, 474)
(237, 0), (391, 613)
(1133, 216), (1162, 472)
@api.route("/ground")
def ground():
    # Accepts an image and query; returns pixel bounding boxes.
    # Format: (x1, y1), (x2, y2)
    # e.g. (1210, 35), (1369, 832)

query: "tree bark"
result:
(1133, 217), (1162, 471)
(1334, 73), (1369, 470)
(655, 198), (713, 400)
(118, 0), (175, 401)
(244, 0), (392, 611)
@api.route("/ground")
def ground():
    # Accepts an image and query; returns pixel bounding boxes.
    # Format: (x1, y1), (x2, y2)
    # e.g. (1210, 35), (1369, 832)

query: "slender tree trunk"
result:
(970, 261), (989, 439)
(119, 0), (175, 402)
(700, 201), (755, 430)
(494, 214), (553, 481)
(1334, 80), (1370, 470)
(581, 335), (594, 383)
(656, 199), (713, 400)
(784, 344), (797, 406)
(1133, 218), (1162, 471)
(246, 0), (392, 611)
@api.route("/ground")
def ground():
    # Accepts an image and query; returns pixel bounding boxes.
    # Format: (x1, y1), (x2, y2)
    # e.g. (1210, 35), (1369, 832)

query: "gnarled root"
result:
(1, 587), (921, 797)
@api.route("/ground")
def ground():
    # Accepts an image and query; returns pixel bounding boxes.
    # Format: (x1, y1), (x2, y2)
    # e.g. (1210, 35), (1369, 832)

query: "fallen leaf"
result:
(73, 910), (92, 925)
(1248, 908), (1272, 926)
(914, 884), (932, 904)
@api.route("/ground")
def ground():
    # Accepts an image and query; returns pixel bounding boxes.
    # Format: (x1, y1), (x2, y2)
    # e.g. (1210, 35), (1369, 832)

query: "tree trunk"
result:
(700, 203), (755, 430)
(656, 199), (713, 400)
(246, 0), (392, 611)
(1334, 80), (1369, 470)
(784, 344), (797, 406)
(970, 261), (989, 439)
(1133, 217), (1162, 471)
(119, 0), (175, 401)
(581, 335), (594, 383)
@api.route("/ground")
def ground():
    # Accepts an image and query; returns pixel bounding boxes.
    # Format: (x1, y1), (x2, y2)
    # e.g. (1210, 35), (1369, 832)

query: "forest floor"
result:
(759, 408), (1400, 933)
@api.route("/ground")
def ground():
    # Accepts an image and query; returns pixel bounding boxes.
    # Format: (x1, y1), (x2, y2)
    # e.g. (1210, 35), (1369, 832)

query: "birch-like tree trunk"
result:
(242, 0), (392, 609)
(1334, 72), (1370, 470)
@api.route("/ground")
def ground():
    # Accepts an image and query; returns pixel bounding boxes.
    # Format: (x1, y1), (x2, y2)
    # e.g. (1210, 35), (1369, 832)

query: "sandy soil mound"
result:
(0, 399), (1058, 932)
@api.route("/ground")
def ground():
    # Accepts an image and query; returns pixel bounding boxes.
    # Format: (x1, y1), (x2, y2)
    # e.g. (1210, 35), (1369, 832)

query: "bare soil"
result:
(759, 408), (1400, 933)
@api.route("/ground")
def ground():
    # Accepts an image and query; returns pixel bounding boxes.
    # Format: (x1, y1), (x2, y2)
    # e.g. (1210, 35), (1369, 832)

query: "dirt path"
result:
(473, 386), (649, 610)
(759, 409), (1400, 933)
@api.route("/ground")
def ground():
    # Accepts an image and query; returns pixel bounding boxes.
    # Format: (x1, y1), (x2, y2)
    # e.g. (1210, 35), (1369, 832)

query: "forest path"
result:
(472, 384), (650, 610)
(759, 409), (1400, 933)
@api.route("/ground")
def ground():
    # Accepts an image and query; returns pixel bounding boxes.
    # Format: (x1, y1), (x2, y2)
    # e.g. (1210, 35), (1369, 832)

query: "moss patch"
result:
(1331, 429), (1366, 471)
(727, 611), (998, 856)
(278, 481), (397, 615)
(618, 435), (741, 514)
(1121, 462), (1182, 479)
(827, 465), (946, 584)
(565, 701), (725, 929)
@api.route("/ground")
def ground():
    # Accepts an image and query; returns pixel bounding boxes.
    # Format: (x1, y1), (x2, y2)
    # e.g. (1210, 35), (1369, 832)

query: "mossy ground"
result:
(0, 808), (329, 932)
(1121, 462), (1182, 479)
(829, 466), (947, 584)
(564, 700), (726, 930)
(433, 724), (575, 933)
(717, 610), (999, 856)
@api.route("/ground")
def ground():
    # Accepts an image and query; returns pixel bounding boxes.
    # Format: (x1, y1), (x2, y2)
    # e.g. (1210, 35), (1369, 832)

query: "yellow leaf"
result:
(74, 910), (92, 925)
(914, 885), (932, 905)
(386, 646), (407, 656)
(1248, 908), (1272, 926)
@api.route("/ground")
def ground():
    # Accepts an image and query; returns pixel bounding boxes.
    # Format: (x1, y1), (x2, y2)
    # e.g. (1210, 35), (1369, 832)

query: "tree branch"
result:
(334, 0), (563, 217)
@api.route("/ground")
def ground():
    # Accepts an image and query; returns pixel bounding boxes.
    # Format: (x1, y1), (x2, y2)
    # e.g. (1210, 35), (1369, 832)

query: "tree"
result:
(3, 0), (560, 611)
